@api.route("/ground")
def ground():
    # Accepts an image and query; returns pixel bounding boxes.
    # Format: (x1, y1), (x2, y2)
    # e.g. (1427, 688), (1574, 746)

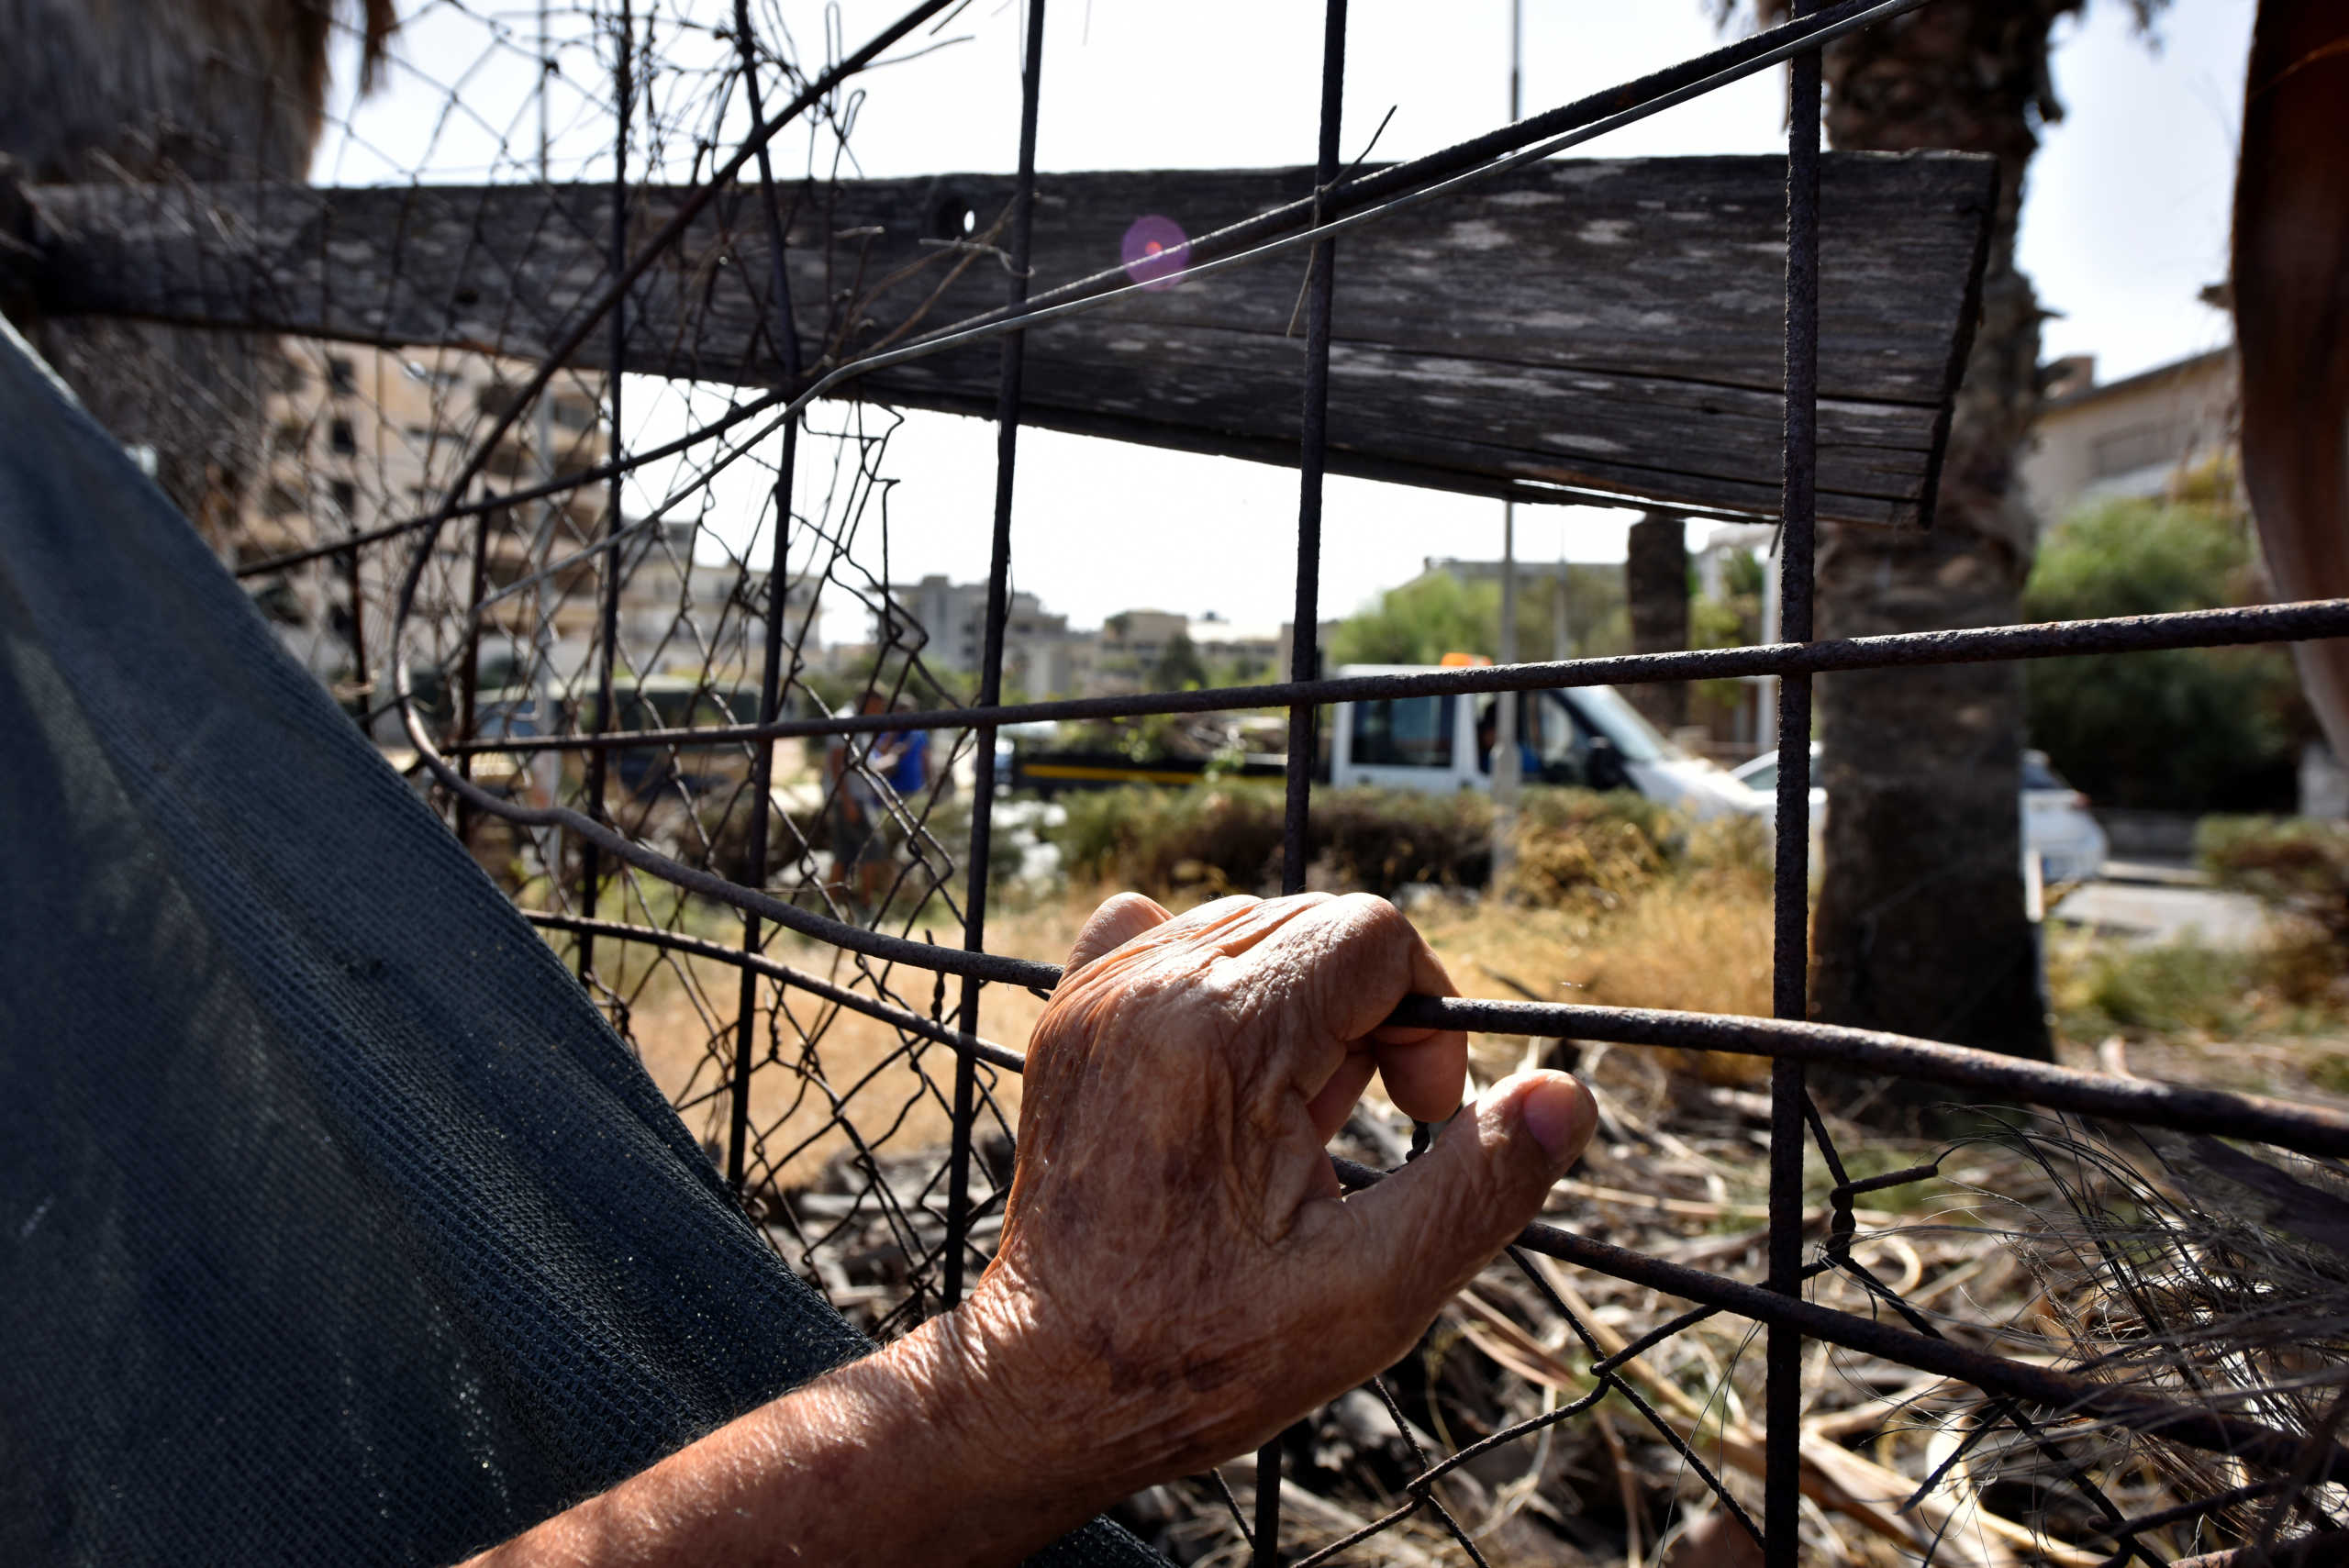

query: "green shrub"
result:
(1047, 713), (1241, 764)
(2049, 937), (2257, 1040)
(1502, 787), (1677, 909)
(2199, 817), (2349, 947)
(1050, 783), (1689, 905)
(1052, 784), (1288, 894)
(2022, 495), (2309, 811)
(2048, 817), (2349, 1033)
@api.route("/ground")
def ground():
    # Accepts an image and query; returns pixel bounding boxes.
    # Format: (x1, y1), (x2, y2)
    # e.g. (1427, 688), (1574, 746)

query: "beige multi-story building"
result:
(1182, 613), (1286, 682)
(2021, 349), (2237, 524)
(868, 583), (1293, 700)
(1093, 608), (1189, 688)
(1063, 608), (1293, 695)
(886, 573), (1078, 696)
(235, 343), (818, 729)
(236, 341), (611, 715)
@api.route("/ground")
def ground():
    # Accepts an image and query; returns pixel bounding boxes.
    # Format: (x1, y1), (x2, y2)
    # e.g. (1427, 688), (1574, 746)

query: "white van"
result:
(1327, 667), (1766, 821)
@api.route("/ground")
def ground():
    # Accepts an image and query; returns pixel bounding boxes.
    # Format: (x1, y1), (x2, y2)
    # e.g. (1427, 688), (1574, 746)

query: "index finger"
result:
(1366, 928), (1467, 1125)
(1239, 894), (1468, 1125)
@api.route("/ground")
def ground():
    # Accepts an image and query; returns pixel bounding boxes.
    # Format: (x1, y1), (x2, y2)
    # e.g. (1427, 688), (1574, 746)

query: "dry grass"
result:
(1416, 835), (1776, 1088)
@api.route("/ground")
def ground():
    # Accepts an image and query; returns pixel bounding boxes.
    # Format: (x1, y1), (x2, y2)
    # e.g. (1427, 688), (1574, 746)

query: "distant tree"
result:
(2, 0), (396, 544)
(1329, 567), (1634, 670)
(1624, 514), (1690, 729)
(1689, 546), (1765, 724)
(1540, 566), (1631, 662)
(1153, 631), (1208, 690)
(1214, 654), (1270, 686)
(1330, 575), (1498, 666)
(2024, 484), (2308, 811)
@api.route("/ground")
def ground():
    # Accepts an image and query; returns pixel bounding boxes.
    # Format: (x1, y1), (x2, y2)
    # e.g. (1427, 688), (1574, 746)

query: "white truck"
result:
(1326, 666), (1766, 821)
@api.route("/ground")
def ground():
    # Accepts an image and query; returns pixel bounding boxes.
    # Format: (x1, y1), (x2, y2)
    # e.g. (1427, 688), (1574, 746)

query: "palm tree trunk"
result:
(0, 0), (395, 539)
(1808, 1), (2084, 1059)
(1625, 513), (1690, 733)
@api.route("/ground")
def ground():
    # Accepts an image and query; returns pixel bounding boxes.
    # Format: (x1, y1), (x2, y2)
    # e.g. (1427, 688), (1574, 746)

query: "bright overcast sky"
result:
(321, 0), (2254, 639)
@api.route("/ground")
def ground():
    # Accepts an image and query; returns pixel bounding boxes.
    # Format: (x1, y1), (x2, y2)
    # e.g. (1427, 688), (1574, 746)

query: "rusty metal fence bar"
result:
(723, 0), (807, 1197)
(1765, 3), (1824, 1558)
(524, 907), (2349, 1160)
(1259, 3), (1356, 1556)
(942, 0), (1049, 1315)
(576, 0), (634, 991)
(63, 0), (2341, 1556)
(425, 598), (2349, 758)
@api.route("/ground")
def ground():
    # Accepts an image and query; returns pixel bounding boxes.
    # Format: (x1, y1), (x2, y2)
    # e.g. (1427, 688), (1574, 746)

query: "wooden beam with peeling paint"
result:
(23, 153), (1993, 528)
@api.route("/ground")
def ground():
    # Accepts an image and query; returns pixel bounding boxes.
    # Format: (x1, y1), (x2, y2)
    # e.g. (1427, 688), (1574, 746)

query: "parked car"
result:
(1730, 744), (2109, 884)
(466, 693), (553, 802)
(1328, 669), (1765, 820)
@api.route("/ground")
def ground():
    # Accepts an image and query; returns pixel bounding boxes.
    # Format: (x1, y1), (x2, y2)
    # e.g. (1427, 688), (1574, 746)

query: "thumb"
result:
(1338, 1071), (1596, 1311)
(1061, 890), (1172, 978)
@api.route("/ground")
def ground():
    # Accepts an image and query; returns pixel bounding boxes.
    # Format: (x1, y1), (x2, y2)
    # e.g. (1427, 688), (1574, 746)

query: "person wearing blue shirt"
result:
(883, 717), (928, 799)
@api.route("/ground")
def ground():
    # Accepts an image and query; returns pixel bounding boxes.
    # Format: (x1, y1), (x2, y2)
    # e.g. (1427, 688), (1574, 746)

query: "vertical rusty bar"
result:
(941, 0), (1046, 1310)
(1261, 5), (1349, 1562)
(1765, 6), (1821, 1564)
(343, 539), (370, 704)
(454, 484), (495, 848)
(725, 0), (806, 1196)
(578, 1), (632, 986)
(1281, 0), (1347, 903)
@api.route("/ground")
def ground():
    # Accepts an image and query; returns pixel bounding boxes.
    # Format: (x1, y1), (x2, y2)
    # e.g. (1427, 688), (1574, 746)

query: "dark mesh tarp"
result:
(0, 319), (1158, 1568)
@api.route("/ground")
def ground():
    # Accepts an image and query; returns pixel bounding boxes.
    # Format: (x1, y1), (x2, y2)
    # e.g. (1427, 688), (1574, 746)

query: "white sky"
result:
(319, 0), (2254, 639)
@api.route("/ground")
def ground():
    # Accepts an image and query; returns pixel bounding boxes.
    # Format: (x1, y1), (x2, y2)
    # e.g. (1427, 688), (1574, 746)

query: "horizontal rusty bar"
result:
(524, 916), (2349, 1496)
(443, 597), (2349, 757)
(1390, 997), (2349, 1159)
(538, 887), (2349, 1162)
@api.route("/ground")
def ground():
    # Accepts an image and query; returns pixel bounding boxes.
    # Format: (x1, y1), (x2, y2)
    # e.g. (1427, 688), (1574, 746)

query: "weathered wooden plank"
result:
(24, 154), (1993, 526)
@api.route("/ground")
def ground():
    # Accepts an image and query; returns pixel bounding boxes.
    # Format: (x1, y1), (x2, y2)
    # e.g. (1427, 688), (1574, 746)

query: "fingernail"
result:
(1519, 1074), (1592, 1164)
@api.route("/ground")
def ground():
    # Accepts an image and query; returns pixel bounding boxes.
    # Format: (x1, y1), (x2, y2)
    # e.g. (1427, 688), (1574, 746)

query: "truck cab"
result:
(1328, 667), (1765, 821)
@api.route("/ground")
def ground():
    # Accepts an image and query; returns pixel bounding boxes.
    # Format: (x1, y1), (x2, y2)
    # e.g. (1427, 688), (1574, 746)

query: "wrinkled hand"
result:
(963, 891), (1598, 1499)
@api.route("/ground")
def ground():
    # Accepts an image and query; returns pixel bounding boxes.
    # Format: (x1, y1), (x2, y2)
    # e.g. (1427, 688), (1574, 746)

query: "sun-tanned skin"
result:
(468, 891), (1598, 1568)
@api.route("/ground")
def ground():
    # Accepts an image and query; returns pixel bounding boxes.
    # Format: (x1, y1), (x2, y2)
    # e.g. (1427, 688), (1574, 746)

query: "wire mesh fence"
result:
(15, 0), (2349, 1562)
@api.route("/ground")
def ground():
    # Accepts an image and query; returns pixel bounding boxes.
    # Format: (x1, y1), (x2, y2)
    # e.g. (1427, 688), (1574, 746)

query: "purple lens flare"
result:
(1120, 215), (1190, 291)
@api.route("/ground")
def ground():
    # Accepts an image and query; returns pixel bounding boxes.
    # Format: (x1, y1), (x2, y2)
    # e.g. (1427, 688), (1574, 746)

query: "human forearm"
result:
(467, 1305), (1105, 1568)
